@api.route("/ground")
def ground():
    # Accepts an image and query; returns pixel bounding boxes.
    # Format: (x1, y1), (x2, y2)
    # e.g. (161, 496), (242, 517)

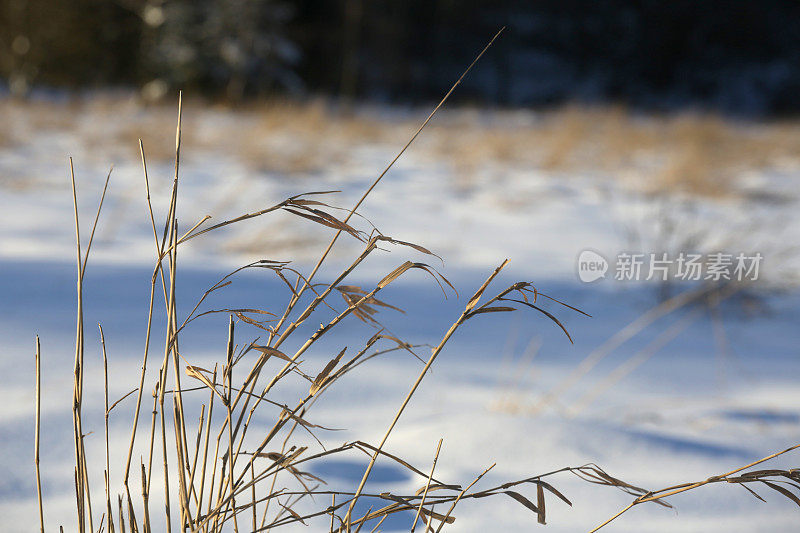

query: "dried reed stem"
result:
(121, 140), (160, 487)
(411, 439), (443, 532)
(69, 157), (86, 533)
(141, 462), (151, 533)
(100, 325), (115, 533)
(35, 336), (44, 533)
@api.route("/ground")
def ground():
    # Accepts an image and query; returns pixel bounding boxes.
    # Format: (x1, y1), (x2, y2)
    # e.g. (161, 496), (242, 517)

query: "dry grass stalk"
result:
(411, 439), (443, 532)
(35, 336), (44, 533)
(590, 444), (800, 532)
(69, 155), (111, 533)
(100, 325), (116, 533)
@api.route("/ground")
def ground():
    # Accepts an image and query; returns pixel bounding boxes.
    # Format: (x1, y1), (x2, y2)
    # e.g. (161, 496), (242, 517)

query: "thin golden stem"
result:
(411, 439), (443, 532)
(35, 336), (44, 533)
(100, 325), (114, 533)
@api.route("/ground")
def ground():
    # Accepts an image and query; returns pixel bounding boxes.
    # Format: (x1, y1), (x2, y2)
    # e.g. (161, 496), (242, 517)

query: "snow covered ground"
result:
(1, 96), (799, 531)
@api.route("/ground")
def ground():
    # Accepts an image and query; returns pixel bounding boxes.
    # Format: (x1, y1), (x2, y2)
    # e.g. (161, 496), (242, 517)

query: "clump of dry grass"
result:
(32, 34), (800, 532)
(36, 33), (631, 532)
(426, 103), (800, 198)
(8, 83), (800, 199)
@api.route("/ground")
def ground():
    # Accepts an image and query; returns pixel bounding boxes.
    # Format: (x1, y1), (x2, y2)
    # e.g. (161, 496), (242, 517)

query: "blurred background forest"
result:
(3, 0), (800, 116)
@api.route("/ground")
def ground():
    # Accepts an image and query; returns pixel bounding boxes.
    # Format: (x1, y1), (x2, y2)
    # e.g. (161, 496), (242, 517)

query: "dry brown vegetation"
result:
(35, 96), (800, 533)
(6, 93), (800, 198)
(48, 80), (623, 530)
(26, 37), (800, 532)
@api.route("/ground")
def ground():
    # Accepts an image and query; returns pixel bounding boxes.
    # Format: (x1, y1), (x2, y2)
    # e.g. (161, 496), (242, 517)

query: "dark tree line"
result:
(2, 0), (800, 115)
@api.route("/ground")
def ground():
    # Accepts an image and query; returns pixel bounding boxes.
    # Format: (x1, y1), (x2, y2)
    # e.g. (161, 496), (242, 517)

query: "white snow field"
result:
(1, 97), (799, 532)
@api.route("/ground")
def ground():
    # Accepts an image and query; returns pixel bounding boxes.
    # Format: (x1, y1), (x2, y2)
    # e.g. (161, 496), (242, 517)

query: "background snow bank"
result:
(1, 98), (799, 531)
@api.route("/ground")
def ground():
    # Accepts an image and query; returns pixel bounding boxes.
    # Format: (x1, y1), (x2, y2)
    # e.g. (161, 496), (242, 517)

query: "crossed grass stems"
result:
(32, 31), (800, 533)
